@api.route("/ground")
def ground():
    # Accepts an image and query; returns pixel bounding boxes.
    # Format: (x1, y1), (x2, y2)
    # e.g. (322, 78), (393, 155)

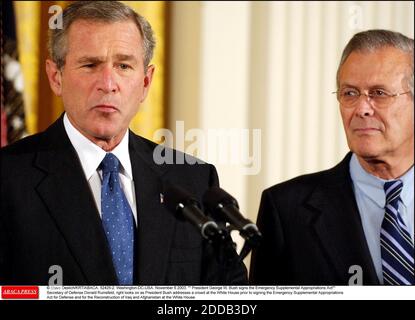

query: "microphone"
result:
(163, 184), (224, 242)
(203, 187), (262, 246)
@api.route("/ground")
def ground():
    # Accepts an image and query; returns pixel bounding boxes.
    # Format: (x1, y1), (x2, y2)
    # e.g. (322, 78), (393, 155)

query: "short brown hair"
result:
(48, 1), (156, 71)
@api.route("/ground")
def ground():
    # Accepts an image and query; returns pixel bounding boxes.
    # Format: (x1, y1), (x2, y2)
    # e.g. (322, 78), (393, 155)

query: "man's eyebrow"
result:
(339, 83), (358, 88)
(340, 83), (389, 90)
(76, 56), (104, 64)
(114, 54), (138, 63)
(76, 54), (138, 64)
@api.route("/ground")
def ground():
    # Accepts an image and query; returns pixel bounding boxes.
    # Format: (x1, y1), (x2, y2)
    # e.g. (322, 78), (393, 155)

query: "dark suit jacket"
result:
(250, 153), (379, 285)
(0, 116), (247, 285)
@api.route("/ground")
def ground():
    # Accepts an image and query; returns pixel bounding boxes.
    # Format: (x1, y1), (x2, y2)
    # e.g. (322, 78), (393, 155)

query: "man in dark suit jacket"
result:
(0, 1), (247, 285)
(250, 30), (414, 285)
(250, 153), (380, 285)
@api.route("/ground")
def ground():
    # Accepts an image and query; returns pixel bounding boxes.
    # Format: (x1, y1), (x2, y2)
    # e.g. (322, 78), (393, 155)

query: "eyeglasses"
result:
(333, 88), (411, 108)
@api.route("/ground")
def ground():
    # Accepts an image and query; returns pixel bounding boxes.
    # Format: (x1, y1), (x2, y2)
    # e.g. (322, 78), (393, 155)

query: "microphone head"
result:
(163, 183), (200, 215)
(163, 183), (224, 242)
(203, 186), (239, 212)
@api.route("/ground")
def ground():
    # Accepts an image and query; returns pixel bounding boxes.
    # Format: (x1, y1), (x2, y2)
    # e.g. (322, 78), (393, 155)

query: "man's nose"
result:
(97, 65), (118, 93)
(354, 95), (375, 117)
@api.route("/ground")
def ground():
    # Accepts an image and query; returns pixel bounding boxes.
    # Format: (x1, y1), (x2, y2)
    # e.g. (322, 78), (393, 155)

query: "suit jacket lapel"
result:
(307, 154), (379, 284)
(129, 132), (176, 284)
(34, 117), (118, 284)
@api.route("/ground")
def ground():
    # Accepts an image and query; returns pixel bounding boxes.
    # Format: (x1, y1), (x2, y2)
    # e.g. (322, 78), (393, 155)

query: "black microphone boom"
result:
(203, 187), (262, 246)
(163, 184), (223, 242)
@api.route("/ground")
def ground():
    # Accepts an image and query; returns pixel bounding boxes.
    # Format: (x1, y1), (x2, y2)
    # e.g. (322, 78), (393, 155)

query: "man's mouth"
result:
(93, 105), (118, 113)
(353, 128), (381, 134)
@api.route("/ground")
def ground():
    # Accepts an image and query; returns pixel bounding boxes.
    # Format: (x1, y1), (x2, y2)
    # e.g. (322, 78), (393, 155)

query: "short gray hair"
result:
(336, 29), (414, 98)
(48, 1), (156, 71)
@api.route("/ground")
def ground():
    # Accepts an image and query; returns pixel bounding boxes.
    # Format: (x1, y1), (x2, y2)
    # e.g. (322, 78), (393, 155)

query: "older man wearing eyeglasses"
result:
(250, 29), (414, 286)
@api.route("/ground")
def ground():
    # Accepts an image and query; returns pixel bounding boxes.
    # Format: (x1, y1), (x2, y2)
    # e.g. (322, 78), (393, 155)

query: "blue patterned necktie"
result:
(100, 153), (135, 285)
(380, 180), (414, 285)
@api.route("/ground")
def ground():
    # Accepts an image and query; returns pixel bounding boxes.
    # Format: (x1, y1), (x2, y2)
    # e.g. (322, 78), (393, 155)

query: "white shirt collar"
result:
(63, 113), (133, 180)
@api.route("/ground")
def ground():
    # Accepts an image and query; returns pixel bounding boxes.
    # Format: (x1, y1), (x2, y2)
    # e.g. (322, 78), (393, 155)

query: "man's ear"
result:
(141, 64), (155, 103)
(45, 59), (63, 96)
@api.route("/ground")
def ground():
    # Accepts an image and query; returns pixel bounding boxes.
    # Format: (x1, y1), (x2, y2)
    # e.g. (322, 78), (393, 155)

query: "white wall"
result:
(168, 1), (414, 256)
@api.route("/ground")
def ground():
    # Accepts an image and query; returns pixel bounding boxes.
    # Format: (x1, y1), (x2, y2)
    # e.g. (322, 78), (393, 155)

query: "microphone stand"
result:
(204, 224), (262, 284)
(204, 225), (241, 285)
(238, 227), (262, 262)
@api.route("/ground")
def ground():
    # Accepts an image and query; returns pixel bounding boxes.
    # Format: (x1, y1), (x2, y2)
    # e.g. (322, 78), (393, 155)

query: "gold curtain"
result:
(14, 1), (166, 140)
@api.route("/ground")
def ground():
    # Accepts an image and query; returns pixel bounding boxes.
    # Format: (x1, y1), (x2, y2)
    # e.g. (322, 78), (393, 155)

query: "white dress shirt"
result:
(63, 113), (137, 225)
(349, 153), (414, 284)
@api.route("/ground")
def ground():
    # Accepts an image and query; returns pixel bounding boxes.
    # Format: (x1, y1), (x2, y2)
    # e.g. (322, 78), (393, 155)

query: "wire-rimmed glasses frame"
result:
(332, 88), (411, 108)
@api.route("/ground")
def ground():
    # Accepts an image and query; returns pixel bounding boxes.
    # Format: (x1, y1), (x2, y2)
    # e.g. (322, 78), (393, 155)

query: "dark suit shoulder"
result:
(0, 133), (46, 183)
(1, 115), (66, 158)
(129, 131), (208, 165)
(265, 168), (332, 199)
(129, 131), (218, 186)
(264, 153), (352, 198)
(0, 132), (43, 156)
(259, 153), (353, 214)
